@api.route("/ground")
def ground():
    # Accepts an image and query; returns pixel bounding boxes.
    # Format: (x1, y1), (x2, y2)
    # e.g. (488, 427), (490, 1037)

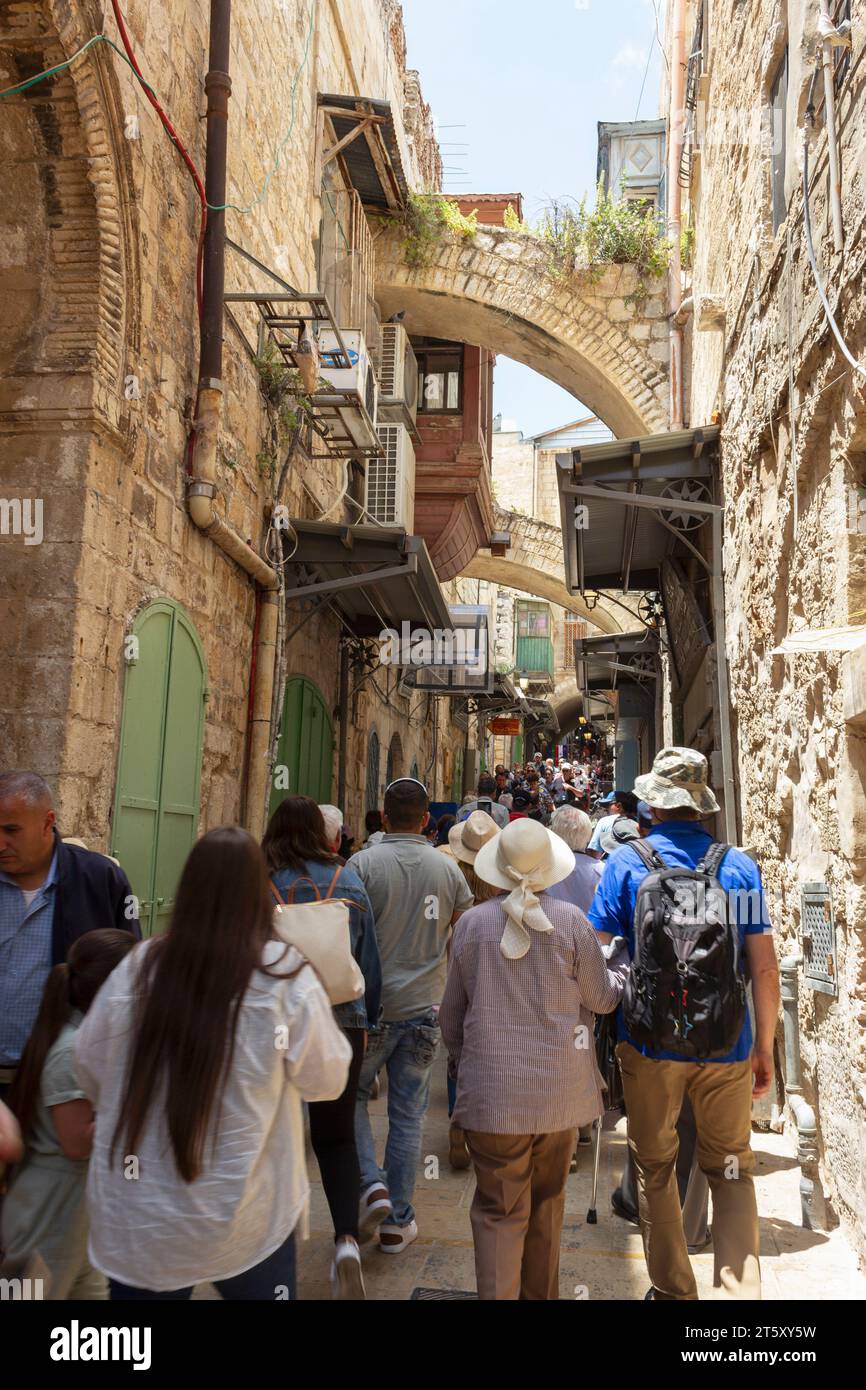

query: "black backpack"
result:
(622, 838), (746, 1060)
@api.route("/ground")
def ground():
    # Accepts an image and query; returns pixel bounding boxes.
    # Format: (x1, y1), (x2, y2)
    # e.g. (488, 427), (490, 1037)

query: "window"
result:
(415, 348), (462, 414)
(517, 604), (550, 638)
(563, 615), (588, 671)
(769, 48), (788, 235)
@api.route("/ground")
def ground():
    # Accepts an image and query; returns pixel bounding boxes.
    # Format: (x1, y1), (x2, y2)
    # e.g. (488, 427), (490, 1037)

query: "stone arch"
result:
(374, 222), (669, 437)
(385, 731), (404, 785)
(463, 509), (628, 636)
(0, 2), (139, 410)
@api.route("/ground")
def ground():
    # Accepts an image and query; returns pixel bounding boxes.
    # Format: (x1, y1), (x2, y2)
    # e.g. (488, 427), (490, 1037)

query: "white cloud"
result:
(612, 43), (650, 71)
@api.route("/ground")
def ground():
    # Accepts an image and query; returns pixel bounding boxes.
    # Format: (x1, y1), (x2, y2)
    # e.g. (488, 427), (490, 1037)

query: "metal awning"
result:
(318, 95), (409, 210)
(573, 630), (660, 690)
(556, 426), (721, 594)
(280, 520), (450, 638)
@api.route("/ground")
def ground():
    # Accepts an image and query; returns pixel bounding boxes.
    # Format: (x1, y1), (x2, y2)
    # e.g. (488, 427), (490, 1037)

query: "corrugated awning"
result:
(556, 426), (721, 594)
(281, 520), (449, 638)
(318, 94), (409, 210)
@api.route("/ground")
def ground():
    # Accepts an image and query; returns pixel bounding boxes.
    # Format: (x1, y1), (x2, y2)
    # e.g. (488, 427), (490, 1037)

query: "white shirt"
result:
(75, 938), (351, 1291)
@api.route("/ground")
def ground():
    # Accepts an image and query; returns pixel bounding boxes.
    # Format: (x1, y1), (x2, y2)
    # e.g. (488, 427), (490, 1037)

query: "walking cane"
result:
(586, 1117), (602, 1224)
(586, 936), (626, 1226)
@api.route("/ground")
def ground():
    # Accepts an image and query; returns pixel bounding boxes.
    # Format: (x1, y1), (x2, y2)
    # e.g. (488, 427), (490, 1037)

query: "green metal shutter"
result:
(112, 601), (207, 937)
(269, 678), (334, 815)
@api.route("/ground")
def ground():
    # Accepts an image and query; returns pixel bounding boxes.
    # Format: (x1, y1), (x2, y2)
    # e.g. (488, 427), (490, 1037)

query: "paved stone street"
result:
(292, 1056), (866, 1302)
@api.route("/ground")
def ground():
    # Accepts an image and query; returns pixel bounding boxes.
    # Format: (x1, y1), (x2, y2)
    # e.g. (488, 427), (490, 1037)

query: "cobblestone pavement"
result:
(295, 1056), (866, 1303)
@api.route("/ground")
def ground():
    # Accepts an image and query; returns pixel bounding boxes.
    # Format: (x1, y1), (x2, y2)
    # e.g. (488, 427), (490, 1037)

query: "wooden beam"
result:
(322, 116), (376, 166)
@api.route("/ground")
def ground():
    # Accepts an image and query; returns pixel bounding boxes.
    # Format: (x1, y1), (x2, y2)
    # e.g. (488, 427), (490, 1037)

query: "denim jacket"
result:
(270, 860), (382, 1030)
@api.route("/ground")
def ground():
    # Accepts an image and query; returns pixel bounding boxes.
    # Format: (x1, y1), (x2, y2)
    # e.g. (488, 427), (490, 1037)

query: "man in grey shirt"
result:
(458, 774), (510, 829)
(351, 778), (473, 1254)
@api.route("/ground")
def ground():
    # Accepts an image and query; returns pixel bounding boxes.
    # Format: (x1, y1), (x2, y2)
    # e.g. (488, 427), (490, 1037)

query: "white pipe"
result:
(667, 0), (687, 429)
(818, 0), (845, 252)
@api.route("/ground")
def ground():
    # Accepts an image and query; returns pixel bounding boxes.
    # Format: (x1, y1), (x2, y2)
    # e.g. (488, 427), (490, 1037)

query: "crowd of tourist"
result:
(0, 746), (779, 1302)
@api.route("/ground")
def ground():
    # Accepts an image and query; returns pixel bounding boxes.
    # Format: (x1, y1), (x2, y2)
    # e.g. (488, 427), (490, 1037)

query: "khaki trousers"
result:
(464, 1128), (574, 1301)
(617, 1043), (761, 1301)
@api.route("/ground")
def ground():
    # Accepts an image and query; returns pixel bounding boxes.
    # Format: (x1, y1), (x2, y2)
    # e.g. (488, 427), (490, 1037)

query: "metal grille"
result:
(379, 323), (399, 397)
(369, 426), (399, 522)
(410, 1287), (477, 1300)
(801, 883), (837, 996)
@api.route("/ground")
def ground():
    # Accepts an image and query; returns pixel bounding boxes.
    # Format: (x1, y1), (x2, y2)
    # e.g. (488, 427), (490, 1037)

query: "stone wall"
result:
(680, 0), (866, 1256)
(0, 0), (443, 845)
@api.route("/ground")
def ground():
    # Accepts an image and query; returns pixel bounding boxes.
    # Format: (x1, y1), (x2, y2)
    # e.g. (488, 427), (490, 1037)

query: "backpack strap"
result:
(696, 842), (731, 879)
(270, 874), (323, 907)
(628, 838), (669, 874)
(323, 865), (342, 901)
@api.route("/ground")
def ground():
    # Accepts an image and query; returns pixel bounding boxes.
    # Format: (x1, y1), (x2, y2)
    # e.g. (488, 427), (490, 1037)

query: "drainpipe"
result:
(667, 0), (687, 429)
(818, 0), (845, 253)
(189, 0), (279, 834)
(780, 955), (827, 1230)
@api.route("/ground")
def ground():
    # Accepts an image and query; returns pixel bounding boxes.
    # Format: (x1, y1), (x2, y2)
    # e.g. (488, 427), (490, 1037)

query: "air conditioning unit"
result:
(377, 323), (419, 425)
(314, 328), (379, 452)
(369, 423), (416, 530)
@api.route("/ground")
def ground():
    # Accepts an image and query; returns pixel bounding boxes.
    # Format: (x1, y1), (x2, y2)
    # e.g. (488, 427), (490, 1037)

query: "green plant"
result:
(503, 203), (531, 234)
(537, 184), (671, 304)
(680, 216), (696, 271)
(400, 192), (478, 268)
(256, 448), (277, 480)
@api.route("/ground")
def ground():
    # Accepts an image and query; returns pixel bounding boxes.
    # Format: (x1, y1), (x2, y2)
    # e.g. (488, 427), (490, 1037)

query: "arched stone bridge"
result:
(374, 220), (670, 437)
(464, 507), (629, 636)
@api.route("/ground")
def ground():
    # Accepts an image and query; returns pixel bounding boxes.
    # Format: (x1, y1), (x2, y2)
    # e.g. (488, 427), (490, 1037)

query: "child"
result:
(2, 929), (136, 1297)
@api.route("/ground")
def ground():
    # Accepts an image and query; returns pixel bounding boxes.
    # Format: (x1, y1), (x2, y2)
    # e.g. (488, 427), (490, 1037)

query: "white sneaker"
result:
(378, 1218), (418, 1254)
(359, 1182), (392, 1241)
(330, 1237), (366, 1300)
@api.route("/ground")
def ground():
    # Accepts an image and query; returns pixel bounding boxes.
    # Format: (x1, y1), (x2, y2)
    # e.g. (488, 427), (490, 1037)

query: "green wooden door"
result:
(269, 677), (334, 816)
(112, 601), (207, 937)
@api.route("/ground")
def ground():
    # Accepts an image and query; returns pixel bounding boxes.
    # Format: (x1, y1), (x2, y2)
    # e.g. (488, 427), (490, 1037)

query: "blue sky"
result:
(402, 0), (664, 436)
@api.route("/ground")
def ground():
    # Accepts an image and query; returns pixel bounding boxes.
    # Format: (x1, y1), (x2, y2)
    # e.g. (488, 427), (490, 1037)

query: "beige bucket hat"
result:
(448, 809), (500, 864)
(474, 818), (575, 960)
(633, 746), (720, 815)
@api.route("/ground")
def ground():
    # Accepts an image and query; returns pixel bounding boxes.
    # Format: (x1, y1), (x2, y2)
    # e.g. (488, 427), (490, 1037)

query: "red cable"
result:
(110, 0), (207, 322)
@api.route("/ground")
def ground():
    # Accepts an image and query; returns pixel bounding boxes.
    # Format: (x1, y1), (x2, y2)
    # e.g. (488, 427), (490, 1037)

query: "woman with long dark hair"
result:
(74, 827), (350, 1300)
(262, 796), (381, 1299)
(2, 929), (136, 1297)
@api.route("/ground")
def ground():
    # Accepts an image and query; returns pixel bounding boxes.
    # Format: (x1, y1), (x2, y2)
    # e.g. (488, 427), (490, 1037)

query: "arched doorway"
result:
(270, 677), (334, 816)
(112, 600), (207, 937)
(366, 728), (381, 812)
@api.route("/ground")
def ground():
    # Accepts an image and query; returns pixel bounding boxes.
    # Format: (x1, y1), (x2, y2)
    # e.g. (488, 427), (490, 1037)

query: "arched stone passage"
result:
(462, 509), (628, 636)
(374, 222), (669, 438)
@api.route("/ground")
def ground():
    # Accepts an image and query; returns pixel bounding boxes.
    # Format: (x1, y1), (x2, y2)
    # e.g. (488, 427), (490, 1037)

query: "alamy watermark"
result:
(379, 621), (482, 668)
(0, 497), (43, 545)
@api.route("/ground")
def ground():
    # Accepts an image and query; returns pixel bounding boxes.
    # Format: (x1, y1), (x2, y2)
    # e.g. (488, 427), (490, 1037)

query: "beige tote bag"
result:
(270, 868), (365, 1007)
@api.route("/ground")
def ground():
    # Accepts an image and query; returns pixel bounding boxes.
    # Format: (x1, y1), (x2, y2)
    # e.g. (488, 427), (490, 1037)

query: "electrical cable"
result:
(209, 0), (316, 215)
(109, 1), (207, 322)
(802, 82), (866, 380)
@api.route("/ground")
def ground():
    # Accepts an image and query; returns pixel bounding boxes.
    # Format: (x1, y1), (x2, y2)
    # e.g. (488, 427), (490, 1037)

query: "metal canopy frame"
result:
(317, 95), (409, 211)
(223, 289), (383, 462)
(280, 522), (450, 640)
(556, 426), (735, 842)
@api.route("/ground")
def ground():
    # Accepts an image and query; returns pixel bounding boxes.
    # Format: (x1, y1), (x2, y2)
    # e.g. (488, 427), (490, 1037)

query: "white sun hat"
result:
(474, 818), (575, 960)
(448, 809), (499, 864)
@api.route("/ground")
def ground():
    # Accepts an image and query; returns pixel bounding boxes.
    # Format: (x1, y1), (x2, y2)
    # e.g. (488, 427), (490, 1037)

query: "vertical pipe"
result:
(244, 593), (279, 838)
(337, 641), (350, 815)
(818, 0), (845, 253)
(711, 509), (738, 844)
(200, 0), (232, 387)
(667, 0), (687, 429)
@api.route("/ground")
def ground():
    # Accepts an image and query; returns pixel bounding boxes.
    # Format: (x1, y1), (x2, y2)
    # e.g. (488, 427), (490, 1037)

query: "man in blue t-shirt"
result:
(589, 747), (779, 1302)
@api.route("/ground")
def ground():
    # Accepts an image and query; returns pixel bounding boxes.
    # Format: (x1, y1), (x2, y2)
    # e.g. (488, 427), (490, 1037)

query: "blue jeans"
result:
(109, 1230), (297, 1301)
(355, 1010), (440, 1227)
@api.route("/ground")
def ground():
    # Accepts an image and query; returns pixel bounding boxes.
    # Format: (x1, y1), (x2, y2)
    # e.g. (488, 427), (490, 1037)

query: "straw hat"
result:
(448, 809), (499, 864)
(634, 746), (720, 815)
(474, 819), (575, 960)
